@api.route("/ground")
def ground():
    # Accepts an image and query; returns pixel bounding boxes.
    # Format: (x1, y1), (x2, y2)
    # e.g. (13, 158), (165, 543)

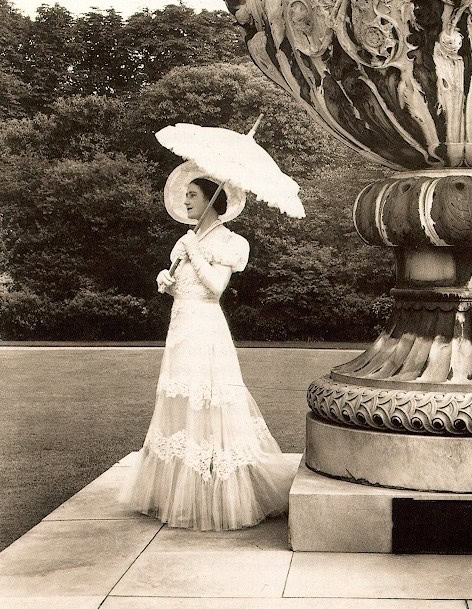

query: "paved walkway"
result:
(2, 346), (472, 607)
(1, 450), (472, 608)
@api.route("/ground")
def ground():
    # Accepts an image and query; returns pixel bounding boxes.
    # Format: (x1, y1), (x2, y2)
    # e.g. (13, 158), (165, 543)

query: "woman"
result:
(120, 161), (298, 531)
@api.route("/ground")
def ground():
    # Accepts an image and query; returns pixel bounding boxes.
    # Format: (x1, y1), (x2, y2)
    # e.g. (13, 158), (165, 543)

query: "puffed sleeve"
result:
(212, 232), (250, 272)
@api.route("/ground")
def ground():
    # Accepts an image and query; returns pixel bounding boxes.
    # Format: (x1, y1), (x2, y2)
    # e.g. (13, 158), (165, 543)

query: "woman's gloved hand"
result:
(156, 269), (175, 293)
(180, 230), (199, 253)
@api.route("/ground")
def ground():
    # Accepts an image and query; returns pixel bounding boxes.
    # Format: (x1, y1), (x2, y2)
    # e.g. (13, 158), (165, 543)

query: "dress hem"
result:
(138, 506), (287, 531)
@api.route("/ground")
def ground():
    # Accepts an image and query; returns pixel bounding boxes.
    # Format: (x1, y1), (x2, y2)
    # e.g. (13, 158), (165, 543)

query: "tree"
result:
(122, 62), (351, 179)
(0, 152), (173, 300)
(123, 6), (247, 87)
(0, 61), (395, 340)
(0, 4), (249, 114)
(20, 4), (77, 113)
(70, 9), (135, 97)
(0, 70), (32, 119)
(0, 0), (32, 118)
(0, 0), (30, 71)
(0, 94), (128, 163)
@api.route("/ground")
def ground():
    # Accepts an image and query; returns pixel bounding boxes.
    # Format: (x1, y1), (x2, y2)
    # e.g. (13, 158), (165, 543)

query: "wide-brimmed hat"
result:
(164, 161), (246, 225)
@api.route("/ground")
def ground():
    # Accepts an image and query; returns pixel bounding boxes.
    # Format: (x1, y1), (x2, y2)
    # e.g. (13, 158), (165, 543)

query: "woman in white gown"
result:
(120, 161), (297, 531)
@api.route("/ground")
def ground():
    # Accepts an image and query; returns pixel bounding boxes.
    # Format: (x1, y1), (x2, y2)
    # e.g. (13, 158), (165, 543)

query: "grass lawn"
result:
(0, 346), (357, 551)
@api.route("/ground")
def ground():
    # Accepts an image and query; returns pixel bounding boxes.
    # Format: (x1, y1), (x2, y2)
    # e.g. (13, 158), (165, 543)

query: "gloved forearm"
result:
(185, 238), (231, 297)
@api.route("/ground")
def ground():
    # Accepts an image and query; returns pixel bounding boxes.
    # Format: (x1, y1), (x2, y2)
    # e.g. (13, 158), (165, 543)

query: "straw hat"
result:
(164, 161), (246, 225)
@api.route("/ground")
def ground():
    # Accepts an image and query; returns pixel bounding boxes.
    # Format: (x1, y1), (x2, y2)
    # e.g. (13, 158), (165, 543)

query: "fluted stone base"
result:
(306, 412), (472, 493)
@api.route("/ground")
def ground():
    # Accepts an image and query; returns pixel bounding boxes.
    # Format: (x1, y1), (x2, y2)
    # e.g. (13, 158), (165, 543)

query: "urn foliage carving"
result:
(226, 0), (472, 170)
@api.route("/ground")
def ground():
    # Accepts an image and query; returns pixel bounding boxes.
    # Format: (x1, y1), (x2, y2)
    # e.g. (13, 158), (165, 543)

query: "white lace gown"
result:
(119, 224), (297, 530)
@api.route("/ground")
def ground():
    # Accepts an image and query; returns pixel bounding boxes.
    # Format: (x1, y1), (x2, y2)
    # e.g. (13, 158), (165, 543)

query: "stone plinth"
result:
(306, 412), (472, 493)
(289, 456), (393, 553)
(289, 452), (472, 553)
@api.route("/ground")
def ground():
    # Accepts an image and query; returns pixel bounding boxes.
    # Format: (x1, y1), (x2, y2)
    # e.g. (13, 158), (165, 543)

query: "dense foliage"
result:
(0, 1), (248, 115)
(0, 2), (395, 341)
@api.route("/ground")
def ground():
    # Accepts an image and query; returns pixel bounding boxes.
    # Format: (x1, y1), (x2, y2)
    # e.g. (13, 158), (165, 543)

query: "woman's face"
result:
(185, 183), (208, 220)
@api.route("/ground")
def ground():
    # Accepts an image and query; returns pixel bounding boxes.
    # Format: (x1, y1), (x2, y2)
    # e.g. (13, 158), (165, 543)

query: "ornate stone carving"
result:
(247, 32), (294, 95)
(227, 0), (472, 169)
(284, 0), (335, 56)
(337, 0), (410, 68)
(308, 377), (472, 434)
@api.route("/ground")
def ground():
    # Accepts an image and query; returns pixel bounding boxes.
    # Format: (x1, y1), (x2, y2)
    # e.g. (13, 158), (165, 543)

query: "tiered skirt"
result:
(119, 298), (297, 530)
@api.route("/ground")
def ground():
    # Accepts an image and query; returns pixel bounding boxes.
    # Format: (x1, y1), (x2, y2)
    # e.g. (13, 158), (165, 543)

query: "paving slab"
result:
(101, 600), (467, 609)
(0, 519), (162, 597)
(151, 515), (289, 551)
(1, 597), (106, 609)
(43, 464), (146, 521)
(110, 550), (293, 597)
(284, 552), (472, 599)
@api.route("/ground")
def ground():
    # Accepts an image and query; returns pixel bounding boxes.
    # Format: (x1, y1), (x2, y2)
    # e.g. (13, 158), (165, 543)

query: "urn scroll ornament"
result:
(224, 0), (472, 442)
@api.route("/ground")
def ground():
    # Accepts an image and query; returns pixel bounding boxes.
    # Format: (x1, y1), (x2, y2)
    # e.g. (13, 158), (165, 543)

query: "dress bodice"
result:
(167, 225), (249, 301)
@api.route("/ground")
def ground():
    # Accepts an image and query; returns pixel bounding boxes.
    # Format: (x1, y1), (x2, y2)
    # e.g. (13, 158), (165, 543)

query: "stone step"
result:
(289, 456), (472, 553)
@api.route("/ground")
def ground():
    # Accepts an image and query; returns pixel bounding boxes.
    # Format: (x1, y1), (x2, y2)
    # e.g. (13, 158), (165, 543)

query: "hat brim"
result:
(164, 161), (246, 225)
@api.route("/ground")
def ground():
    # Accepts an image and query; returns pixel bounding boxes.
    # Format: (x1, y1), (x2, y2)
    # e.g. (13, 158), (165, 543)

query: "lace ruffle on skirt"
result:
(144, 415), (273, 481)
(119, 298), (298, 530)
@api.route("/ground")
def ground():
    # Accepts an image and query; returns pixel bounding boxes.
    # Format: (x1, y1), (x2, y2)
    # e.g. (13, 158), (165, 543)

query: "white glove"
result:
(180, 230), (199, 252)
(173, 241), (188, 261)
(156, 269), (175, 293)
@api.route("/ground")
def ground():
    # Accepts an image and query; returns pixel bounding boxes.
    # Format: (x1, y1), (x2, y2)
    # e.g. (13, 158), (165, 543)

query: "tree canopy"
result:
(0, 2), (249, 115)
(0, 5), (395, 341)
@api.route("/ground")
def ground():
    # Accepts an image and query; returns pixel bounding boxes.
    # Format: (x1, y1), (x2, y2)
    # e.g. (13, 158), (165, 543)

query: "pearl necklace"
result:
(196, 219), (222, 242)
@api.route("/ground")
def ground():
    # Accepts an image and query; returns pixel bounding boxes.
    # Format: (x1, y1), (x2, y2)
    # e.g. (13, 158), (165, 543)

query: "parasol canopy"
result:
(155, 120), (305, 219)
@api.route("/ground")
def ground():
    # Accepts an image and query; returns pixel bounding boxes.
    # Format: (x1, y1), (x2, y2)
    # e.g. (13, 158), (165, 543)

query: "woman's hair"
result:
(190, 178), (228, 215)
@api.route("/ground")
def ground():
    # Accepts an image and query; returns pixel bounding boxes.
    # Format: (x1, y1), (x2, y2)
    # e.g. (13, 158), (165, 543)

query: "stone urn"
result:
(224, 0), (472, 498)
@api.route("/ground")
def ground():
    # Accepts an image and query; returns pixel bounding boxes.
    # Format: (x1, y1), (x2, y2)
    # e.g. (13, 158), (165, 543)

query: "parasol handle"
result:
(169, 180), (227, 276)
(168, 257), (181, 277)
(247, 113), (264, 138)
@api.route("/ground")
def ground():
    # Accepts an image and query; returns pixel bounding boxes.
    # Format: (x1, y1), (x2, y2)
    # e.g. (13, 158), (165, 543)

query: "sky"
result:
(11, 0), (228, 19)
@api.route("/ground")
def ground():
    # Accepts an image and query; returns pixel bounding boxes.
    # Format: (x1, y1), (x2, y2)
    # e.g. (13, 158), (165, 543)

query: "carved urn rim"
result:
(308, 376), (472, 435)
(228, 0), (472, 169)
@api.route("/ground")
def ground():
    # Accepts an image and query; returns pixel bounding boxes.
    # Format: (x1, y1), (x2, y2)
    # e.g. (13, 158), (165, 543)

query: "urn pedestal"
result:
(298, 168), (472, 552)
(294, 168), (472, 553)
(223, 0), (472, 551)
